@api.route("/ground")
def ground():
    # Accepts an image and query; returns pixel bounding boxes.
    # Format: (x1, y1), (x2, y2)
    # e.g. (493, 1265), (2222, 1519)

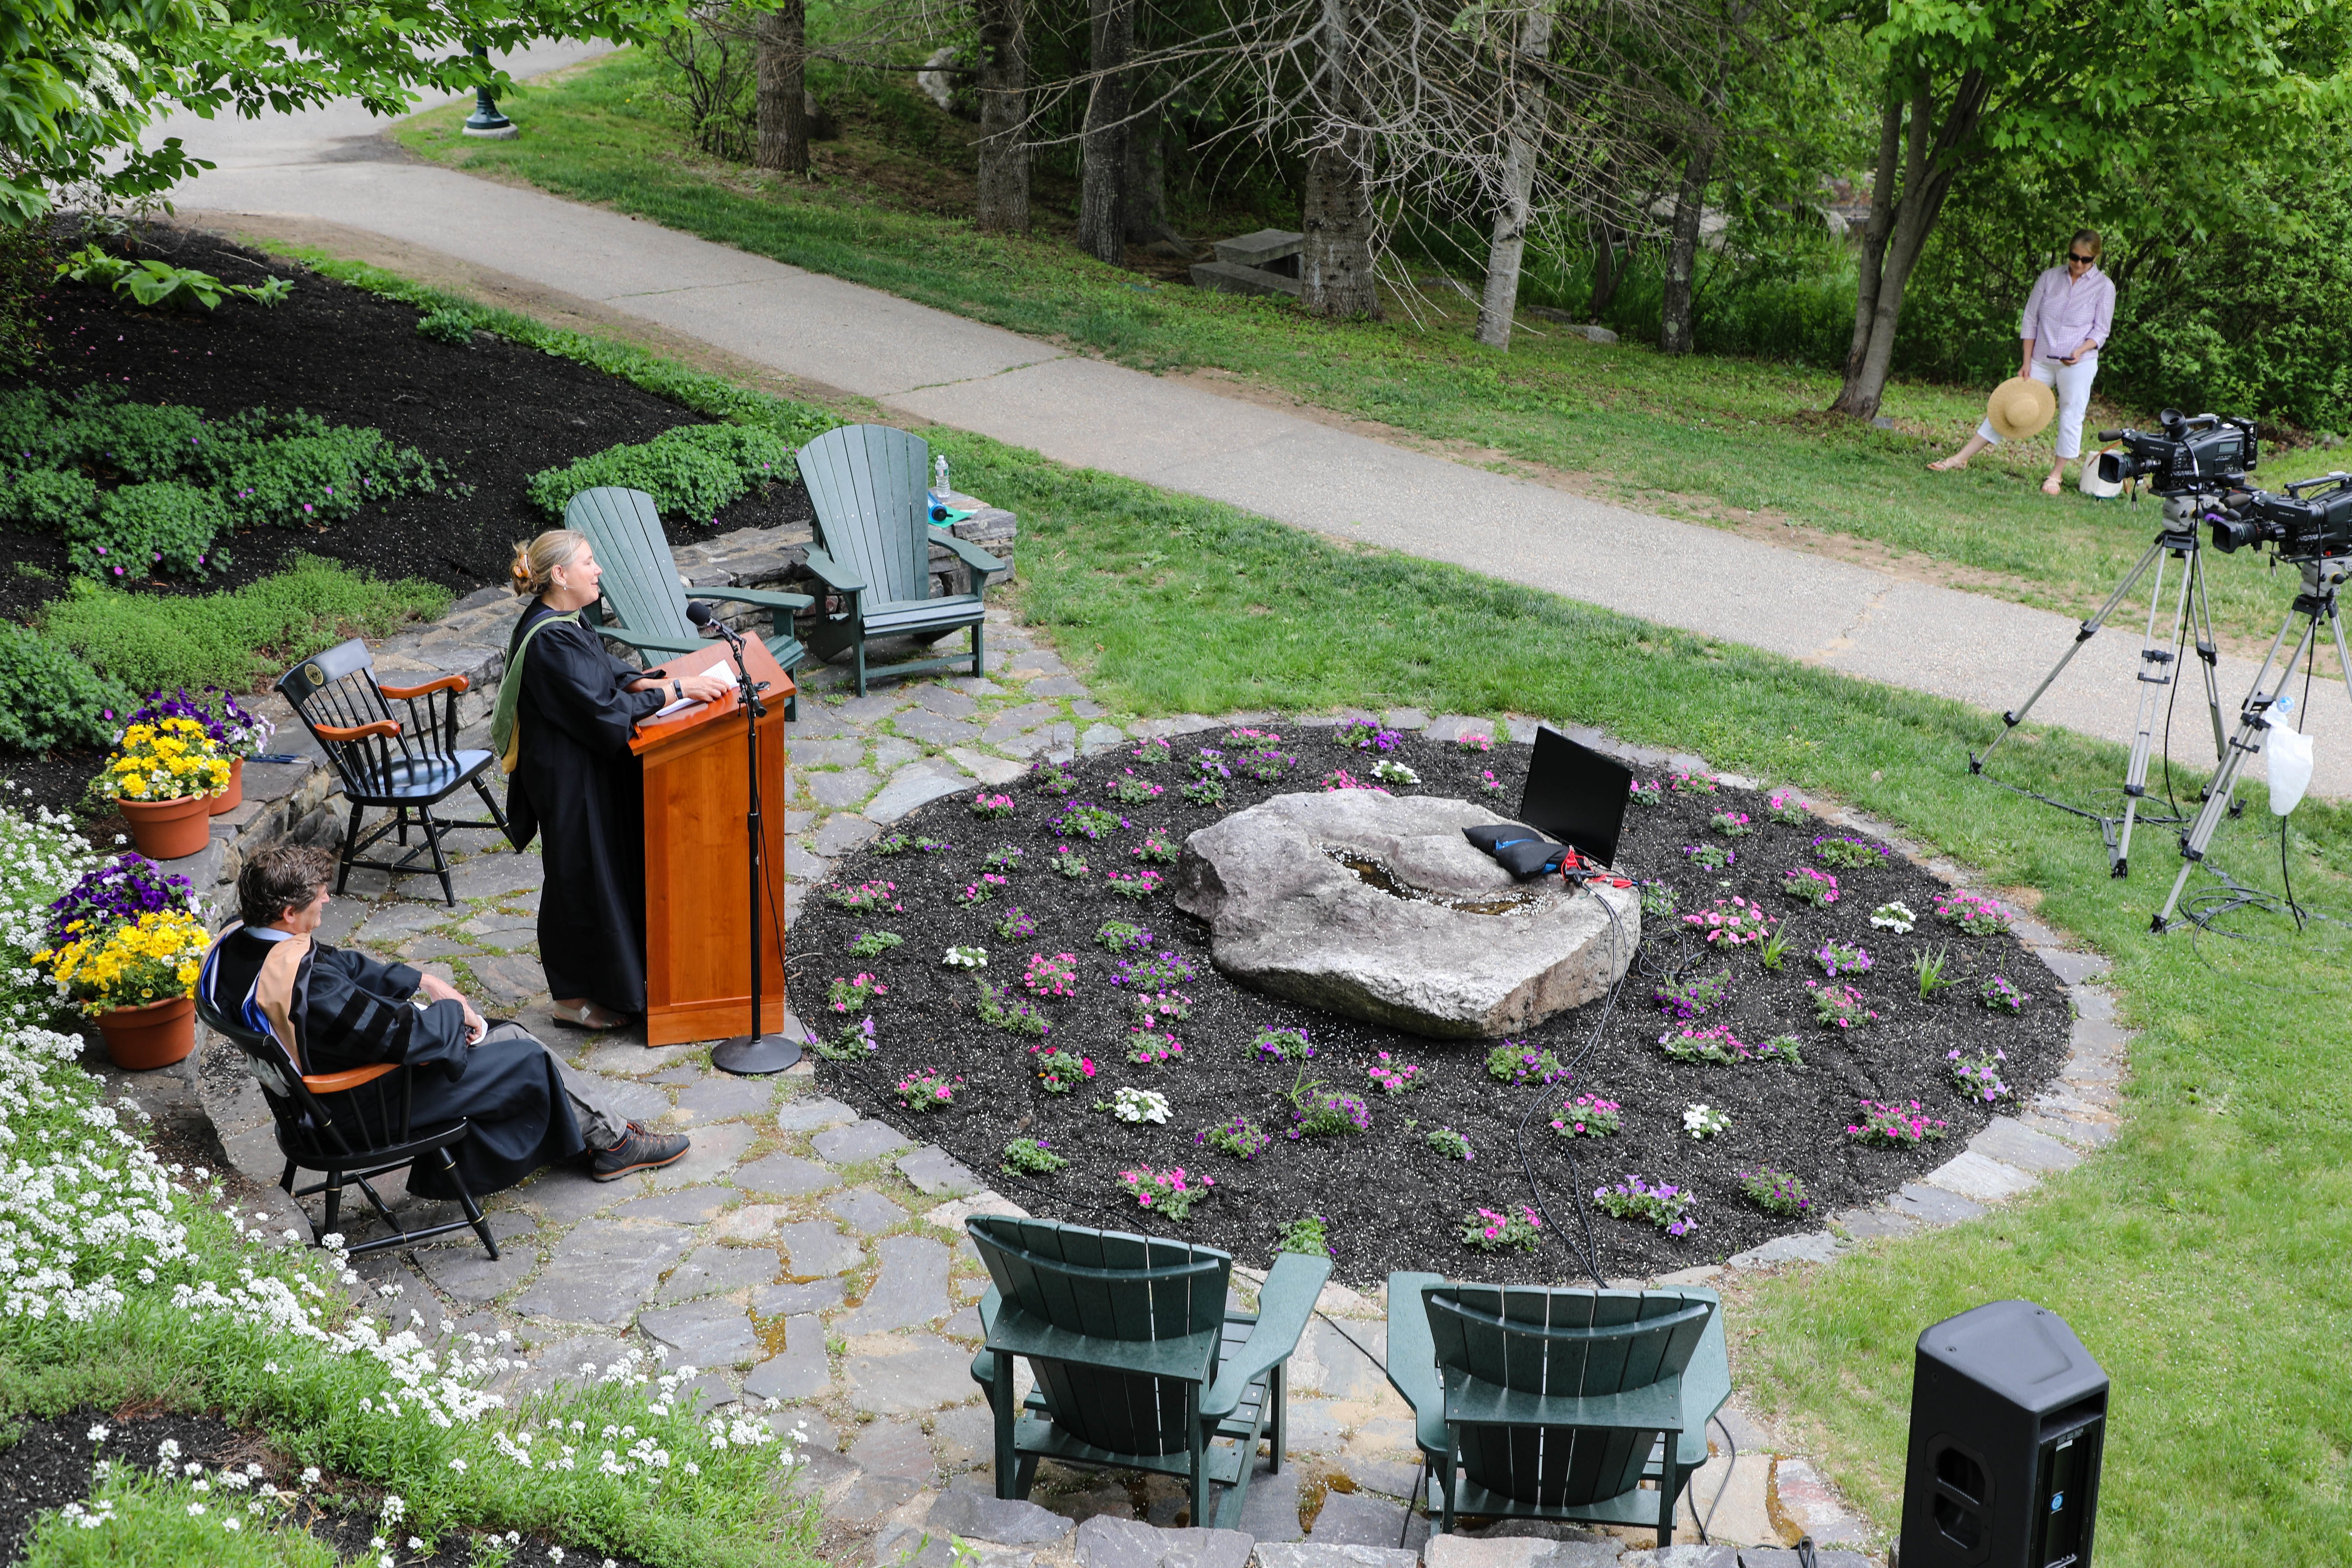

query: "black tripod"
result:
(2154, 556), (2352, 931)
(1972, 493), (2230, 877)
(692, 605), (801, 1076)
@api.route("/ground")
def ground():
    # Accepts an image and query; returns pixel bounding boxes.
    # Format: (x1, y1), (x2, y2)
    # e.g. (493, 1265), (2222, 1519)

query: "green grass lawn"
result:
(278, 250), (2352, 1563)
(395, 49), (2348, 661)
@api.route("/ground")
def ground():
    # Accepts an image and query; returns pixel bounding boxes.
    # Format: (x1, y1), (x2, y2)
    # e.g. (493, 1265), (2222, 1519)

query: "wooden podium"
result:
(629, 640), (793, 1047)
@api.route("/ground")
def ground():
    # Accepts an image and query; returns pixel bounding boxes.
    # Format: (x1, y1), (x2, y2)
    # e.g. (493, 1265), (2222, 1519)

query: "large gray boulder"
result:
(1173, 791), (1638, 1038)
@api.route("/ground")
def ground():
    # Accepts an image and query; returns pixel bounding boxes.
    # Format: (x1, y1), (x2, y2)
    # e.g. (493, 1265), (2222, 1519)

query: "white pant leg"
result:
(1977, 358), (2060, 447)
(2048, 353), (2097, 459)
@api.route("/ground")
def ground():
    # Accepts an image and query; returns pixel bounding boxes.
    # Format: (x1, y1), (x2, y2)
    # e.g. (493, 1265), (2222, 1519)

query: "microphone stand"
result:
(696, 610), (801, 1076)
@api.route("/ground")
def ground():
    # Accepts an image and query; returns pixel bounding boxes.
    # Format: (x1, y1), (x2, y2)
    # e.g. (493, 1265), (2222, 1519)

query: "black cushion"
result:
(1463, 823), (1566, 880)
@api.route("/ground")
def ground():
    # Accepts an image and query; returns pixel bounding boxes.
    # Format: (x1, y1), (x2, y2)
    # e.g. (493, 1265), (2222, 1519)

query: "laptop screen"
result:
(1517, 727), (1633, 867)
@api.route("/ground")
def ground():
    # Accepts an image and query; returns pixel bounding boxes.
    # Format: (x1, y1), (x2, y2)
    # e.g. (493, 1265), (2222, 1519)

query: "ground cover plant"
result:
(800, 731), (2065, 1284)
(394, 52), (2352, 660)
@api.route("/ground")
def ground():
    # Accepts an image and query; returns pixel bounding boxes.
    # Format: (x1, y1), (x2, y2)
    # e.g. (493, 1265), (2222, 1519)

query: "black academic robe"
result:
(204, 927), (586, 1200)
(502, 601), (665, 1014)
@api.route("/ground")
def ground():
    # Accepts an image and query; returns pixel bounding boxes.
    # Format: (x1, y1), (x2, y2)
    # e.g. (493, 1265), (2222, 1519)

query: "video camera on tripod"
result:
(2208, 472), (2352, 562)
(2095, 410), (2258, 496)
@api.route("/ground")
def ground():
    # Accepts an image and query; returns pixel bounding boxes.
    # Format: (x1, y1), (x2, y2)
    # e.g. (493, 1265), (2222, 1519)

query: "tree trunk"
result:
(1077, 0), (1135, 263)
(1837, 84), (1903, 392)
(974, 0), (1030, 234)
(1300, 0), (1380, 318)
(1585, 162), (1629, 321)
(1474, 5), (1554, 350)
(1657, 134), (1715, 354)
(1829, 69), (1989, 418)
(1124, 103), (1168, 245)
(753, 0), (808, 175)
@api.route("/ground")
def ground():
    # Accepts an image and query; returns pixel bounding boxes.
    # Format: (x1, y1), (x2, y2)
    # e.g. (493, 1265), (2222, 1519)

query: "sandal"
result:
(1927, 456), (1968, 472)
(549, 999), (630, 1031)
(2042, 474), (2065, 496)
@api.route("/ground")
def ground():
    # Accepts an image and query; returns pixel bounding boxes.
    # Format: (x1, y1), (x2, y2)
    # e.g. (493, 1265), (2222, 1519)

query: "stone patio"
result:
(92, 521), (2139, 1566)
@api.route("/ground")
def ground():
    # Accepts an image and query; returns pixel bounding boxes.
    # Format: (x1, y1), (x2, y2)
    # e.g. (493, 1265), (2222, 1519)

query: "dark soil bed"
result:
(800, 729), (2069, 1287)
(2, 231), (812, 626)
(0, 1409), (652, 1567)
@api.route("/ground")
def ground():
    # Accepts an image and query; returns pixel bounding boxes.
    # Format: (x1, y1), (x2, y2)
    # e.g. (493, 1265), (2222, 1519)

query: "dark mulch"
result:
(0, 1410), (652, 1567)
(801, 729), (2070, 1288)
(2, 232), (813, 627)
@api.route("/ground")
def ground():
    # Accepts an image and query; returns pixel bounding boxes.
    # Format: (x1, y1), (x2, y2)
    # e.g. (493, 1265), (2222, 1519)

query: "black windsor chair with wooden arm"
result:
(194, 987), (501, 1260)
(277, 638), (507, 907)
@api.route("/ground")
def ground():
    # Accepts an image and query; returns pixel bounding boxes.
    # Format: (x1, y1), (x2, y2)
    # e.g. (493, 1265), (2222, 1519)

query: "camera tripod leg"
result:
(2155, 602), (2326, 930)
(2114, 546), (2193, 877)
(1974, 534), (2169, 773)
(2190, 546), (2228, 771)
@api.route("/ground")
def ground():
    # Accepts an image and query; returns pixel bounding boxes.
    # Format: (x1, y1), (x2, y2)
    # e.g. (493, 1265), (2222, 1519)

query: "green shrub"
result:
(0, 387), (54, 462)
(49, 397), (213, 482)
(39, 555), (449, 694)
(211, 418), (441, 528)
(0, 466), (98, 531)
(525, 420), (795, 523)
(0, 621), (134, 752)
(68, 481), (231, 580)
(415, 305), (487, 344)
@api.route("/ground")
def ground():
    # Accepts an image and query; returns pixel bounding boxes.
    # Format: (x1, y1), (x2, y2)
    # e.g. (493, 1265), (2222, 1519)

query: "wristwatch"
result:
(672, 679), (684, 701)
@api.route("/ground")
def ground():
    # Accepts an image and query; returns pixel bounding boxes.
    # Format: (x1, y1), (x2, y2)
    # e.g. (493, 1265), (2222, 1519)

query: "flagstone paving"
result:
(169, 583), (2132, 1560)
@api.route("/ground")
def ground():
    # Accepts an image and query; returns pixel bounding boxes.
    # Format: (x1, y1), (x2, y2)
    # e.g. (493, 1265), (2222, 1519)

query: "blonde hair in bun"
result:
(510, 529), (587, 598)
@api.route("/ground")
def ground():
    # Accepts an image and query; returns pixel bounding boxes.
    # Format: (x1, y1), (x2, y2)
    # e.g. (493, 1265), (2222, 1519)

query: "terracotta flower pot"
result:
(95, 995), (196, 1071)
(119, 794), (213, 860)
(207, 757), (245, 816)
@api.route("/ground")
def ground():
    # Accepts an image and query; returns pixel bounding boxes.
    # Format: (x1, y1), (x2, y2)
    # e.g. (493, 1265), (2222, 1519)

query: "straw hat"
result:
(1986, 376), (2056, 441)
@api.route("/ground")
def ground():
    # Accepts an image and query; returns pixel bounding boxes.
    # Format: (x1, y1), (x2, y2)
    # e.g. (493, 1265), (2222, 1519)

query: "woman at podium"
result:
(493, 531), (729, 1030)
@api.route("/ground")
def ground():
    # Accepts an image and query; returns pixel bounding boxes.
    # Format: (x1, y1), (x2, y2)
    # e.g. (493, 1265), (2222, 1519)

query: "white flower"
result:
(943, 945), (988, 969)
(301, 1467), (321, 1487)
(86, 1424), (108, 1442)
(224, 1517), (243, 1532)
(1869, 900), (1916, 933)
(1112, 1086), (1171, 1125)
(448, 1457), (467, 1472)
(186, 1503), (206, 1516)
(1682, 1103), (1729, 1140)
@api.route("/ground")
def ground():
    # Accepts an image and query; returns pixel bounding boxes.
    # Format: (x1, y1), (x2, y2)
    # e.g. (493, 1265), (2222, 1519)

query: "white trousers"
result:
(1980, 354), (2098, 461)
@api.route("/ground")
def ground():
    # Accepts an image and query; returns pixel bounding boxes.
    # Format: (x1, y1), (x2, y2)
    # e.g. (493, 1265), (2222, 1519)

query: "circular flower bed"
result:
(801, 724), (2068, 1284)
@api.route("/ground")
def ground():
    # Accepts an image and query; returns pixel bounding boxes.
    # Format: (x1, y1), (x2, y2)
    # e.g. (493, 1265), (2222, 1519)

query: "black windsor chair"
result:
(278, 639), (507, 906)
(194, 987), (501, 1260)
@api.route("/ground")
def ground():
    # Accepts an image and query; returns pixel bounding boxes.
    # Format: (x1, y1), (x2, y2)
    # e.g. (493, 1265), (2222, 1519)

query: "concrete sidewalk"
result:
(143, 55), (2349, 803)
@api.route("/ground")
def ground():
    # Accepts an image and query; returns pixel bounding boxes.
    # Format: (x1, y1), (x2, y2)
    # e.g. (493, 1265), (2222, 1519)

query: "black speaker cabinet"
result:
(1899, 1300), (2109, 1568)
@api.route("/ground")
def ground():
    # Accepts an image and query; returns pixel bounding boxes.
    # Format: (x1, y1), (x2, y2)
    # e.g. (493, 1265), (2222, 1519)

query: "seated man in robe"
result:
(202, 844), (690, 1192)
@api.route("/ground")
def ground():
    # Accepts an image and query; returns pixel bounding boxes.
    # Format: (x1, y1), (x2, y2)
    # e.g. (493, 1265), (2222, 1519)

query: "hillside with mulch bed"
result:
(2, 232), (812, 626)
(800, 728), (2069, 1286)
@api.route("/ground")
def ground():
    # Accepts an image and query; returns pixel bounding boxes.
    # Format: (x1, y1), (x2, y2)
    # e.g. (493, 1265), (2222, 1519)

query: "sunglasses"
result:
(2067, 253), (2097, 264)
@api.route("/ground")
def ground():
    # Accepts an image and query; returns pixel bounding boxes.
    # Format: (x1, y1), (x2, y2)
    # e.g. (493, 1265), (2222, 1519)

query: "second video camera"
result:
(2209, 473), (2352, 562)
(2096, 410), (2257, 495)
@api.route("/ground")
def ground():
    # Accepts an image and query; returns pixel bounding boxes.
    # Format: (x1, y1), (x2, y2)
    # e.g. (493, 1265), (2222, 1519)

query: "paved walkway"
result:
(141, 54), (2350, 801)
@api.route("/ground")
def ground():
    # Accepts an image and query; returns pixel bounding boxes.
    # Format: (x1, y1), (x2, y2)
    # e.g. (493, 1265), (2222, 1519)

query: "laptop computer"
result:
(1516, 727), (1633, 867)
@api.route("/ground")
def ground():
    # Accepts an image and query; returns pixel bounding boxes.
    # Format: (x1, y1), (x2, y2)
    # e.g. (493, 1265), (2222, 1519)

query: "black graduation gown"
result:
(501, 601), (665, 1014)
(204, 928), (587, 1200)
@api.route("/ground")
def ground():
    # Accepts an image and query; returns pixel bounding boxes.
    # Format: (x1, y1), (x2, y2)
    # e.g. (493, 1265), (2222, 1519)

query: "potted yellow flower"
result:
(93, 715), (233, 859)
(33, 854), (211, 1069)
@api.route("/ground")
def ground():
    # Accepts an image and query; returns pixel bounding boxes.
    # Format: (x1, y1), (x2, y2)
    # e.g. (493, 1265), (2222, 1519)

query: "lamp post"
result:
(461, 44), (518, 139)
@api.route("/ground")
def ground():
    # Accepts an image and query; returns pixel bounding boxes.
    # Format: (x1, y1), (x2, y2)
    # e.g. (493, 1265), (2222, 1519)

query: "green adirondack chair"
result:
(797, 424), (1008, 696)
(1383, 1274), (1731, 1546)
(966, 1215), (1331, 1529)
(563, 486), (812, 720)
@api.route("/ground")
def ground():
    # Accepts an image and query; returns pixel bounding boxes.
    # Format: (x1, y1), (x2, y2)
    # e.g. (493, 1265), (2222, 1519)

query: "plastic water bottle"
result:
(934, 454), (951, 496)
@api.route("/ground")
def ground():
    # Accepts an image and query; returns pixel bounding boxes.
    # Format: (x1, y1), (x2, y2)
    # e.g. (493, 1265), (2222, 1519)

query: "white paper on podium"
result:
(650, 660), (734, 719)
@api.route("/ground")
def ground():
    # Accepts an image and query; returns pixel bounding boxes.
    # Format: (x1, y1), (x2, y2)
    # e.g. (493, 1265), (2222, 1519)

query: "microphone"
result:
(686, 601), (715, 627)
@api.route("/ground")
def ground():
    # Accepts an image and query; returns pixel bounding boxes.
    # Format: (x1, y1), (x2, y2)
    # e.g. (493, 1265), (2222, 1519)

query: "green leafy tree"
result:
(1826, 0), (2352, 420)
(0, 0), (702, 225)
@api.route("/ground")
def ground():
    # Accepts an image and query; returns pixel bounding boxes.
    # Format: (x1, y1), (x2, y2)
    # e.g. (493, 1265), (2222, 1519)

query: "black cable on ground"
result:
(1700, 1413), (1738, 1544)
